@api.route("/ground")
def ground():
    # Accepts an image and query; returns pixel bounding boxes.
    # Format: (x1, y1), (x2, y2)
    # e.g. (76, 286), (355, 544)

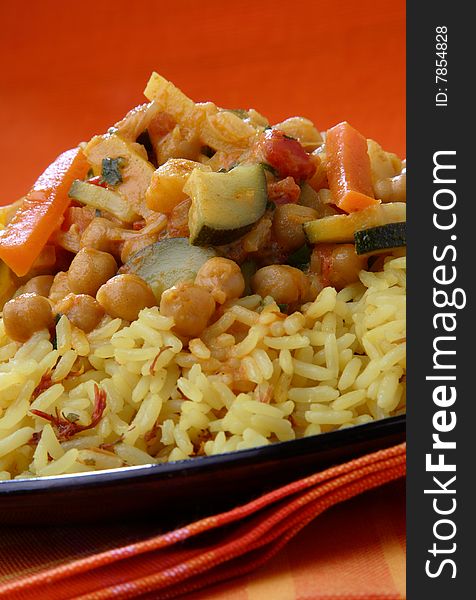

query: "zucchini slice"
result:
(354, 222), (406, 255)
(184, 164), (268, 246)
(303, 202), (406, 244)
(121, 237), (217, 301)
(69, 180), (139, 223)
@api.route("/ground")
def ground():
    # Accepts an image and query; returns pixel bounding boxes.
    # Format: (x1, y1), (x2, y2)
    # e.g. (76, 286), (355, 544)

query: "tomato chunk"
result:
(267, 176), (301, 205)
(257, 129), (316, 181)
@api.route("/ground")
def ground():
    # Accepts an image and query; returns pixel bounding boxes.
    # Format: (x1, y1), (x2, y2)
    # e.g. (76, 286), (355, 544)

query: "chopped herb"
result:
(66, 413), (80, 423)
(51, 313), (62, 350)
(277, 303), (289, 313)
(288, 245), (311, 270)
(95, 209), (102, 217)
(260, 162), (279, 177)
(266, 200), (276, 211)
(101, 157), (125, 186)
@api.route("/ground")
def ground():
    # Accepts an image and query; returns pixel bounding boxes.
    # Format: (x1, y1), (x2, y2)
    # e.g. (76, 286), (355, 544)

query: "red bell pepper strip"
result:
(325, 121), (380, 213)
(0, 147), (89, 276)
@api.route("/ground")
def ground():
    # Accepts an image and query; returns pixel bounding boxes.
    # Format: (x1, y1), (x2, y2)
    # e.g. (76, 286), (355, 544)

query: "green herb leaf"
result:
(65, 413), (80, 423)
(51, 313), (62, 350)
(101, 157), (125, 186)
(277, 303), (289, 313)
(265, 200), (276, 212)
(288, 245), (311, 269)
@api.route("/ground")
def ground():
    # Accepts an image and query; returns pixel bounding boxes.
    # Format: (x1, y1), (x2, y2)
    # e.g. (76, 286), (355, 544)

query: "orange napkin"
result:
(0, 443), (405, 599)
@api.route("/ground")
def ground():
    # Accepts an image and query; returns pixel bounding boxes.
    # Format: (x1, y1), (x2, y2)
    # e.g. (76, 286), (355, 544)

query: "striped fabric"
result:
(0, 444), (405, 599)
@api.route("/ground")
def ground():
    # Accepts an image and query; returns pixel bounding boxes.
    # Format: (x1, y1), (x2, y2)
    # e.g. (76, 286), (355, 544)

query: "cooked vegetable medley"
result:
(0, 73), (406, 479)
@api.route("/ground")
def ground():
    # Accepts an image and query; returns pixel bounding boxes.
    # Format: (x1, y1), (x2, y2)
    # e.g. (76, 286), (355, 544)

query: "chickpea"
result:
(80, 217), (121, 256)
(299, 186), (340, 218)
(160, 282), (216, 337)
(329, 245), (367, 289)
(55, 293), (105, 333)
(96, 274), (157, 321)
(68, 248), (117, 297)
(3, 293), (54, 342)
(48, 272), (72, 309)
(195, 257), (245, 304)
(272, 204), (318, 252)
(374, 170), (406, 203)
(252, 265), (309, 305)
(310, 244), (367, 290)
(22, 275), (54, 297)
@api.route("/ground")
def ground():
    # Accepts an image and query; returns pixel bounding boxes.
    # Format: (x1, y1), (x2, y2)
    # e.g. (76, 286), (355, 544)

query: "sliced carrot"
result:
(325, 121), (380, 213)
(0, 148), (89, 276)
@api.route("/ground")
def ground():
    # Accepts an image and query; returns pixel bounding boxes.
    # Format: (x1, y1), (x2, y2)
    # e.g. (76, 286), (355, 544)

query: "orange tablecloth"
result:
(0, 0), (405, 205)
(0, 445), (405, 599)
(193, 480), (406, 600)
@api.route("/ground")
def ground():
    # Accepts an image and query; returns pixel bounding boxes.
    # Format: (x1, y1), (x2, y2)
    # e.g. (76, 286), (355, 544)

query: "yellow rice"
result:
(0, 255), (405, 480)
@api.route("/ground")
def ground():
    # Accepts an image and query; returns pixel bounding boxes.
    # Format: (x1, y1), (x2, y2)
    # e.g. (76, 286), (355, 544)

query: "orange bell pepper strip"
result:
(325, 121), (380, 213)
(0, 147), (89, 276)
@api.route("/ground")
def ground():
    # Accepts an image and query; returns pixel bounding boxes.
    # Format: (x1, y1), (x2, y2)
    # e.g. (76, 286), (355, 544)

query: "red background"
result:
(0, 0), (405, 205)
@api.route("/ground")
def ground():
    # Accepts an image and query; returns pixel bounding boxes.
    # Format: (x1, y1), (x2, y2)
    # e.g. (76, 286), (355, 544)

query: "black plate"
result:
(0, 416), (405, 526)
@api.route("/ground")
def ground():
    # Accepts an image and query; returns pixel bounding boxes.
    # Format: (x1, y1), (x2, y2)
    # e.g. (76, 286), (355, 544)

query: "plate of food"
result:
(0, 73), (406, 525)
